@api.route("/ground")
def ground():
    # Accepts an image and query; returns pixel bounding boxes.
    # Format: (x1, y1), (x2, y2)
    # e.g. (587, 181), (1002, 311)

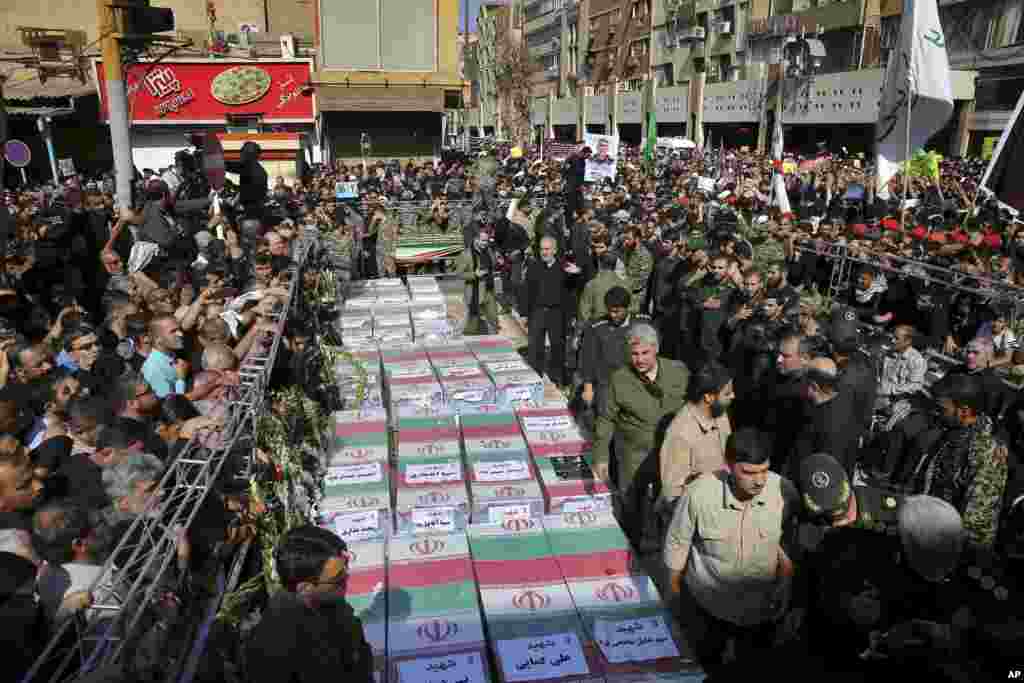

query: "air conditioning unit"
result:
(718, 21), (732, 34)
(680, 26), (706, 42)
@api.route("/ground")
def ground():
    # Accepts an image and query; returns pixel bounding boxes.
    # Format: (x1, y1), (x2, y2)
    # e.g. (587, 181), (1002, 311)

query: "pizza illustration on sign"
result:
(211, 66), (272, 105)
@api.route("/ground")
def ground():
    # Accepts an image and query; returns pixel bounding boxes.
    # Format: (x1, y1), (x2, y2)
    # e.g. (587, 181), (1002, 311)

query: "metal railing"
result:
(20, 230), (318, 683)
(794, 237), (1024, 323)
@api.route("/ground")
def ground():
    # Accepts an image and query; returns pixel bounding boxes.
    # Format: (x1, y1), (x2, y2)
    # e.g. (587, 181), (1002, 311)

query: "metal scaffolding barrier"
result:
(794, 238), (1024, 322)
(20, 230), (319, 683)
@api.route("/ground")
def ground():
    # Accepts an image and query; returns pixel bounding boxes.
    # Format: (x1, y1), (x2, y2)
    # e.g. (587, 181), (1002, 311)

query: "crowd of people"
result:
(340, 140), (1024, 680)
(2, 135), (1023, 682)
(0, 141), (327, 681)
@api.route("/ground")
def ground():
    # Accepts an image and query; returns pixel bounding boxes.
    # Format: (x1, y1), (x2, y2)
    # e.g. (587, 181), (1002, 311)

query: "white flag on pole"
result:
(875, 0), (953, 195)
(772, 173), (792, 215)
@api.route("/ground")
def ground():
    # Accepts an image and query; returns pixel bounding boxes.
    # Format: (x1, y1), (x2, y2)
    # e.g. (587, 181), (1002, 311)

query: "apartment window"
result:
(655, 62), (675, 86)
(631, 1), (650, 20)
(321, 0), (434, 70)
(611, 9), (622, 25)
(718, 54), (732, 82)
(989, 0), (1024, 48)
(630, 38), (649, 57)
(714, 6), (735, 33)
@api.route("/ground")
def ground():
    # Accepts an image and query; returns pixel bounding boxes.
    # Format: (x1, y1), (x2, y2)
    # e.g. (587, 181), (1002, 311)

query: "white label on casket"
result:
(443, 366), (481, 377)
(522, 416), (573, 431)
(488, 504), (533, 524)
(562, 497), (600, 513)
(396, 652), (486, 683)
(326, 463), (383, 486)
(495, 632), (589, 682)
(453, 390), (486, 402)
(412, 506), (456, 534)
(405, 462), (462, 484)
(332, 510), (380, 542)
(593, 615), (680, 663)
(340, 317), (370, 329)
(487, 360), (529, 372)
(475, 460), (530, 482)
(506, 386), (535, 401)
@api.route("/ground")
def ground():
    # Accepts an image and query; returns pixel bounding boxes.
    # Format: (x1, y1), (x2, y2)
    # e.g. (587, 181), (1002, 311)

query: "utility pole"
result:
(97, 0), (135, 211)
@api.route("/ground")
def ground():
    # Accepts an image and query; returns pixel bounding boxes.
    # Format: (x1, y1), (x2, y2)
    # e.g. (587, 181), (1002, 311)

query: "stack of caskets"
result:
(518, 407), (610, 515)
(407, 276), (452, 343)
(394, 414), (470, 534)
(323, 277), (700, 682)
(338, 277), (449, 348)
(387, 532), (490, 683)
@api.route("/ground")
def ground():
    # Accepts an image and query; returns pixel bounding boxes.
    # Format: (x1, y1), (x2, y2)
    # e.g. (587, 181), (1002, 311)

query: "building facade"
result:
(466, 0), (1005, 156)
(939, 0), (1024, 156)
(314, 0), (466, 160)
(1, 0), (317, 182)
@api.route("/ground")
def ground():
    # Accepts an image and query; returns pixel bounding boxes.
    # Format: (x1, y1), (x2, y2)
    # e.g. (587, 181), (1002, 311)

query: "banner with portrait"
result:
(583, 133), (619, 183)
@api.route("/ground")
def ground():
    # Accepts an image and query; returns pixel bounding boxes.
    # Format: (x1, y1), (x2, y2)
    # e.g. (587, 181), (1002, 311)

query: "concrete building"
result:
(939, 0), (1024, 157)
(314, 0), (466, 160)
(1, 0), (317, 182)
(466, 0), (1005, 156)
(468, 1), (523, 138)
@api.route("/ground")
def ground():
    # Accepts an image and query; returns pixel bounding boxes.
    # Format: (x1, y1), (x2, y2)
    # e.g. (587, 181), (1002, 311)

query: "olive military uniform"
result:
(593, 357), (689, 493)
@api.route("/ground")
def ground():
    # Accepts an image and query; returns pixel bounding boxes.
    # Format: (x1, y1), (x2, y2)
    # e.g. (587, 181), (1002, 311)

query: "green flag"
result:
(644, 110), (657, 164)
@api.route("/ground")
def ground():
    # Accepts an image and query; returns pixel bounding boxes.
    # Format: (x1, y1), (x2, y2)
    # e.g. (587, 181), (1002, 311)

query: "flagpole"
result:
(900, 73), (912, 232)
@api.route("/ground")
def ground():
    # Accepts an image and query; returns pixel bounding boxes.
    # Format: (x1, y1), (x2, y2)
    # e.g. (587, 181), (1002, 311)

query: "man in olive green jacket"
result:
(578, 253), (627, 324)
(593, 322), (690, 497)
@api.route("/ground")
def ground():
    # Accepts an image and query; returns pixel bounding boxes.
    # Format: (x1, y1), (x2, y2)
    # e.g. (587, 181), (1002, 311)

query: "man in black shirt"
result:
(225, 141), (268, 219)
(524, 236), (580, 387)
(246, 525), (373, 683)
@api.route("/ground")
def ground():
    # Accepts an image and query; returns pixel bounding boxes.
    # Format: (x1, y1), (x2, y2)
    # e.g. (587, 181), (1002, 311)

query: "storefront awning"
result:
(6, 106), (76, 118)
(1, 66), (95, 102)
(317, 85), (444, 113)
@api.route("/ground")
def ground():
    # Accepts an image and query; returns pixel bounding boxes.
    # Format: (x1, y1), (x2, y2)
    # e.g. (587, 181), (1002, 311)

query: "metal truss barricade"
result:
(794, 238), (1024, 322)
(20, 231), (318, 683)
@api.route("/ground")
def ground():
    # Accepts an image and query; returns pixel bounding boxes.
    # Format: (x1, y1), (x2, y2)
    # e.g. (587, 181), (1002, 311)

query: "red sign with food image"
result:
(93, 59), (314, 124)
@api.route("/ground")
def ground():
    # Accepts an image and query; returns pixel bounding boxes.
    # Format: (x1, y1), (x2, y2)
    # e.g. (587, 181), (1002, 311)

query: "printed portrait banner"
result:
(583, 133), (619, 183)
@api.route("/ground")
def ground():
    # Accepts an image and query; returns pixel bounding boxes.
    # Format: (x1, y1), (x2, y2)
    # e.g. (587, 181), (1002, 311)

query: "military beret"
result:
(797, 453), (851, 515)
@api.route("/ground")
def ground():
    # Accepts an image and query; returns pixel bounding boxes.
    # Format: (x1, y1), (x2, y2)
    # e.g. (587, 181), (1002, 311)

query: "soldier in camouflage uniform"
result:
(620, 226), (652, 315)
(371, 206), (399, 278)
(904, 373), (1009, 551)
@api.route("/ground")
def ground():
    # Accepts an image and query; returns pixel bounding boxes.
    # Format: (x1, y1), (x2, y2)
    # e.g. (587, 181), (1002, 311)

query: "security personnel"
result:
(593, 322), (688, 546)
(792, 492), (968, 676)
(580, 286), (640, 414)
(578, 253), (627, 324)
(830, 306), (878, 439)
(795, 453), (905, 555)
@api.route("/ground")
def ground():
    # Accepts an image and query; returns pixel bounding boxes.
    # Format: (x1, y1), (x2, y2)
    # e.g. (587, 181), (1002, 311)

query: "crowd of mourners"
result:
(316, 140), (1024, 681)
(0, 141), (323, 681)
(3, 135), (1024, 682)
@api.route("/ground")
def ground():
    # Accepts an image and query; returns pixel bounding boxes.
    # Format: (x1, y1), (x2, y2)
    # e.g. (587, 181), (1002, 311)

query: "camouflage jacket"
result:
(621, 244), (653, 308)
(910, 414), (1007, 550)
(375, 217), (400, 277)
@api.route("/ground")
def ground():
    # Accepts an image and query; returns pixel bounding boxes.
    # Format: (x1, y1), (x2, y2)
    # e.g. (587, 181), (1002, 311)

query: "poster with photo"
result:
(583, 133), (619, 183)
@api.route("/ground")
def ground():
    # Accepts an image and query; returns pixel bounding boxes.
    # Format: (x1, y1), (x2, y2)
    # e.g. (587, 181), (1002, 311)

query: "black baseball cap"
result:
(797, 453), (852, 517)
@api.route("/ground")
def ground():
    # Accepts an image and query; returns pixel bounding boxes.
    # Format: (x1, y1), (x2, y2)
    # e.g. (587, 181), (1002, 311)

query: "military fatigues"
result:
(594, 358), (688, 546)
(375, 215), (399, 278)
(578, 271), (627, 323)
(797, 485), (905, 556)
(579, 316), (645, 414)
(456, 246), (500, 335)
(621, 244), (653, 315)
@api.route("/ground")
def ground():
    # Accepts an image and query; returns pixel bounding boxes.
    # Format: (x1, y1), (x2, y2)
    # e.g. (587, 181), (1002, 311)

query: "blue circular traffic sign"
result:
(4, 140), (31, 168)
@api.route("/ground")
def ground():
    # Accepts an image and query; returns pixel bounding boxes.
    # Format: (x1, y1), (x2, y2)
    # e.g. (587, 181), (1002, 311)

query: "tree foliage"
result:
(493, 32), (538, 146)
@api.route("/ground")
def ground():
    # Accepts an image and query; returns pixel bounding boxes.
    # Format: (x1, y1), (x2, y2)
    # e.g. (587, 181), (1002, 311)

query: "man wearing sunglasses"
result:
(246, 525), (373, 683)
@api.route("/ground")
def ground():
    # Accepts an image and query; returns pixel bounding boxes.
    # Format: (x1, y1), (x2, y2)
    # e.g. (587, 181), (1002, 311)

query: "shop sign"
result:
(94, 60), (314, 124)
(749, 14), (819, 38)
